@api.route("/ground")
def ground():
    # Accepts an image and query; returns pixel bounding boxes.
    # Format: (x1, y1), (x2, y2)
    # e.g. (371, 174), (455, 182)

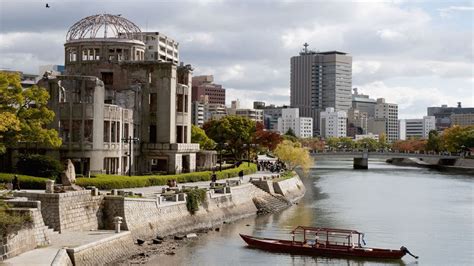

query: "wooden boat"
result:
(240, 226), (418, 260)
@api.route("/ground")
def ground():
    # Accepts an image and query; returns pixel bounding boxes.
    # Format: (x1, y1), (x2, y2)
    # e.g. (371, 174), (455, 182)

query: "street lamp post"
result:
(218, 142), (228, 171)
(122, 136), (139, 176)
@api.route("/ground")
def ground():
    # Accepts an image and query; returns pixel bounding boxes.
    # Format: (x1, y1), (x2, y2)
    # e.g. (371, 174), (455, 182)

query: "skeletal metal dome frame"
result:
(66, 14), (141, 41)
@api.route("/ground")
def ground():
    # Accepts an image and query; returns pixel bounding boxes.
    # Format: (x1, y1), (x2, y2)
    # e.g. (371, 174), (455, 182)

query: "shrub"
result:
(0, 201), (33, 238)
(0, 173), (49, 189)
(75, 163), (257, 190)
(185, 188), (207, 214)
(16, 154), (63, 179)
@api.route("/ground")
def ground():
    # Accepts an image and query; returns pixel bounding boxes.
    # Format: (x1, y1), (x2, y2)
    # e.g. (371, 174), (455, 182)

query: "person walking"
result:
(12, 175), (20, 191)
(238, 170), (244, 181)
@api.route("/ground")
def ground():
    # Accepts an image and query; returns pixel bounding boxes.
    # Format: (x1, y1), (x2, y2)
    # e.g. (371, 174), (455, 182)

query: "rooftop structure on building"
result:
(352, 88), (376, 118)
(191, 75), (226, 105)
(427, 103), (474, 130)
(3, 14), (200, 175)
(291, 44), (352, 136)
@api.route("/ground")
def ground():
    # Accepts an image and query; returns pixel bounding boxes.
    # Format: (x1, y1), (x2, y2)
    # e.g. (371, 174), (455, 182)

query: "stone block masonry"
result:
(14, 190), (104, 232)
(103, 183), (272, 239)
(0, 205), (53, 261)
(66, 232), (135, 265)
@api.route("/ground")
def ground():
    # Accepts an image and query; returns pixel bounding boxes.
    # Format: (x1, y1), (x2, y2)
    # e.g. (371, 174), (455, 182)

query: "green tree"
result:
(285, 128), (296, 137)
(326, 137), (339, 150)
(426, 130), (441, 152)
(0, 72), (61, 153)
(441, 125), (474, 152)
(203, 115), (256, 159)
(356, 138), (379, 151)
(339, 137), (355, 150)
(378, 133), (389, 149)
(274, 140), (313, 174)
(191, 125), (215, 150)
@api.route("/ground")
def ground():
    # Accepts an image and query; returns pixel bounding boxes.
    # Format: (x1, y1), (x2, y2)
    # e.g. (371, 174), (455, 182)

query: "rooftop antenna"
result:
(303, 43), (309, 54)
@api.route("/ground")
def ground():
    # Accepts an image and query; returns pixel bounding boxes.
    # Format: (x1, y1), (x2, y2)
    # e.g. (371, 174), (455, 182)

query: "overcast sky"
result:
(0, 0), (472, 118)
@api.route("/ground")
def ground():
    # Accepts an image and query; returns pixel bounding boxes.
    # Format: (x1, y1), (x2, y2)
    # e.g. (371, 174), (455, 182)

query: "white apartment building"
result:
(399, 116), (436, 140)
(192, 96), (227, 127)
(277, 108), (313, 138)
(125, 32), (179, 64)
(372, 98), (398, 142)
(355, 133), (379, 141)
(320, 107), (347, 138)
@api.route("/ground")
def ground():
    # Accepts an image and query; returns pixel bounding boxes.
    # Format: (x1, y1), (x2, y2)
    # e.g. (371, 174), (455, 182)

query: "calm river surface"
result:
(148, 160), (473, 266)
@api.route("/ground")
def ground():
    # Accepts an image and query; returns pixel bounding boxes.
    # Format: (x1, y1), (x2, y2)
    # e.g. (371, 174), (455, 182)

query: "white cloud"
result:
(439, 6), (474, 18)
(356, 81), (468, 118)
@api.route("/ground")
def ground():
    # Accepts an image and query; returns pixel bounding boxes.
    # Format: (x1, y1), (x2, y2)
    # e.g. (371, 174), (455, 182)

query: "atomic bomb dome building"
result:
(37, 14), (199, 175)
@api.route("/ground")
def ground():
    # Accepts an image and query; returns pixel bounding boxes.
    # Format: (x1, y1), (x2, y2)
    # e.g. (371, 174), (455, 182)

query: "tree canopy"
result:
(254, 122), (282, 151)
(203, 115), (256, 159)
(442, 125), (474, 152)
(274, 140), (313, 174)
(0, 72), (61, 153)
(191, 125), (215, 150)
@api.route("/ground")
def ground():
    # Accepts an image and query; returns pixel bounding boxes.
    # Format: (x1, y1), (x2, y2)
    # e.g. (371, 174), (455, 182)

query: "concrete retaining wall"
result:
(103, 183), (269, 239)
(51, 249), (73, 266)
(14, 191), (104, 232)
(273, 175), (306, 202)
(66, 232), (135, 265)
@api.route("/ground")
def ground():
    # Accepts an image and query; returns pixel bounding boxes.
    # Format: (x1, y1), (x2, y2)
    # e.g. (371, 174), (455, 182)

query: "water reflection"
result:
(146, 160), (473, 266)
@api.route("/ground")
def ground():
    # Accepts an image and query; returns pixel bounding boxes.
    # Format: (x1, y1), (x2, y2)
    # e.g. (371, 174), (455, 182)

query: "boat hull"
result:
(240, 234), (405, 260)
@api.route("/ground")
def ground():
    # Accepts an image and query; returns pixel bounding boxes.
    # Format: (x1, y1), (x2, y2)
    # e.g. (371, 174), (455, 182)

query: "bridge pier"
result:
(353, 154), (368, 169)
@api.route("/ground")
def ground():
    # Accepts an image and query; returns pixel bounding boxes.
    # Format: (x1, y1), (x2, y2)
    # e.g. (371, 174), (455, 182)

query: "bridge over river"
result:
(311, 151), (461, 169)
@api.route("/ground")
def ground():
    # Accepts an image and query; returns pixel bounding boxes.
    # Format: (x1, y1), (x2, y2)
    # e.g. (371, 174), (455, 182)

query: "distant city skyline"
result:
(0, 0), (472, 118)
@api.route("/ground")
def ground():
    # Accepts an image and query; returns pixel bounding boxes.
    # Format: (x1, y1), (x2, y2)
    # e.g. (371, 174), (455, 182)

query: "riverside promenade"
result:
(2, 163), (286, 265)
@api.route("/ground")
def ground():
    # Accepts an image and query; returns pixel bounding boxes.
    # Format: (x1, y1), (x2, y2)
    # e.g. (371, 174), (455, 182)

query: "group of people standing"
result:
(257, 160), (286, 173)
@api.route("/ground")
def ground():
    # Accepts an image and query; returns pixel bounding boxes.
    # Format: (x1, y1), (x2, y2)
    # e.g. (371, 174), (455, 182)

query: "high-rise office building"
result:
(191, 75), (226, 105)
(290, 44), (352, 135)
(369, 98), (398, 142)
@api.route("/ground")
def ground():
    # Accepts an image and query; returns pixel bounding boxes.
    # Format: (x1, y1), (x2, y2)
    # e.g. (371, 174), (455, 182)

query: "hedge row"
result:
(0, 173), (52, 189)
(76, 163), (257, 189)
(0, 164), (257, 190)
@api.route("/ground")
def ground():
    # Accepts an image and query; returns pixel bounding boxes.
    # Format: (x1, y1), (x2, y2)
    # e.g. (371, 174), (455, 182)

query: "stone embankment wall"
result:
(66, 232), (135, 265)
(13, 190), (104, 232)
(0, 201), (53, 261)
(51, 249), (73, 266)
(273, 175), (306, 202)
(103, 183), (270, 239)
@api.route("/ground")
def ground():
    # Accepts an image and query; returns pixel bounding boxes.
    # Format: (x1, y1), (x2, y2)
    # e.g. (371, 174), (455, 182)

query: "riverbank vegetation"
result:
(274, 140), (313, 174)
(185, 188), (207, 214)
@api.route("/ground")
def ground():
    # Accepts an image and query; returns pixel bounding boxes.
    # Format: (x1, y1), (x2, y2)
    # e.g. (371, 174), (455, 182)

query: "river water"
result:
(147, 160), (473, 266)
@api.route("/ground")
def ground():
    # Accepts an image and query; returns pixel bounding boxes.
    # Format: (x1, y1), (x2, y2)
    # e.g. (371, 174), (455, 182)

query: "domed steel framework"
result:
(66, 14), (141, 41)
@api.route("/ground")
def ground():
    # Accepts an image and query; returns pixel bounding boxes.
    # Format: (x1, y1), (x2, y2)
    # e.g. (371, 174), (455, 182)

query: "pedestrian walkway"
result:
(2, 231), (120, 265)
